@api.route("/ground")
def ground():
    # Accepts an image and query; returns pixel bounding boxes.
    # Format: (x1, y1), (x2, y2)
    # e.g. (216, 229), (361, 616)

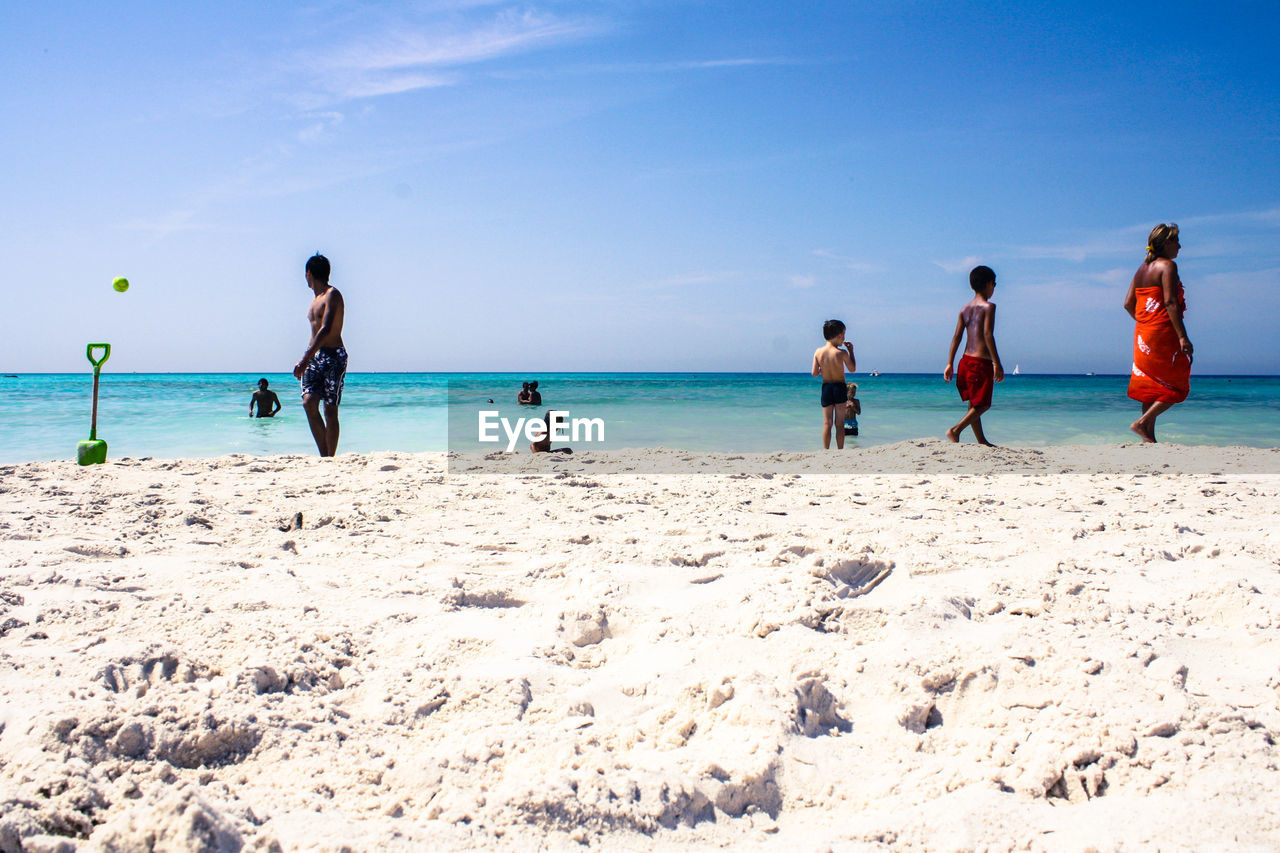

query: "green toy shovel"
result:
(77, 343), (111, 466)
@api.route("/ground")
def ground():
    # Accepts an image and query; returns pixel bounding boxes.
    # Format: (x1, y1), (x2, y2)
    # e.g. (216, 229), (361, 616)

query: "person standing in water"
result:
(249, 378), (281, 418)
(843, 382), (861, 437)
(1124, 223), (1192, 442)
(292, 254), (347, 457)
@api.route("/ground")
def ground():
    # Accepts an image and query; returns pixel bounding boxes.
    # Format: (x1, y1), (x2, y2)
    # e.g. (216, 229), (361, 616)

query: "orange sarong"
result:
(1128, 285), (1190, 404)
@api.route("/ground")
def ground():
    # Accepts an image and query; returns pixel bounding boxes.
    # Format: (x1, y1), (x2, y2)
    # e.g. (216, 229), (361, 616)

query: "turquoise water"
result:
(1, 373), (1278, 463)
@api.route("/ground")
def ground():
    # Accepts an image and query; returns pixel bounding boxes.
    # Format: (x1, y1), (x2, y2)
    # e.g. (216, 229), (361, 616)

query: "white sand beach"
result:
(2, 442), (1278, 851)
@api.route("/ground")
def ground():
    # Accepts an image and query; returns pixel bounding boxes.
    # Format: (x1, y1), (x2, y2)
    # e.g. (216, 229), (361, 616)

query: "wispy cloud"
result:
(335, 72), (457, 99)
(813, 248), (883, 274)
(1084, 267), (1134, 288)
(483, 54), (804, 85)
(1181, 205), (1280, 227)
(114, 138), (416, 246)
(297, 111), (345, 143)
(932, 255), (983, 275)
(582, 56), (799, 75)
(641, 270), (742, 291)
(1199, 266), (1280, 295)
(549, 270), (743, 305)
(788, 274), (817, 288)
(117, 208), (207, 242)
(1002, 206), (1280, 262)
(1011, 278), (1128, 313)
(1009, 229), (1146, 262)
(303, 9), (606, 103)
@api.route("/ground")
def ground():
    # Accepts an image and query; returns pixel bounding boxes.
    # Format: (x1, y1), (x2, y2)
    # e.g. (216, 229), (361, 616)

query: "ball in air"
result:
(112, 276), (129, 293)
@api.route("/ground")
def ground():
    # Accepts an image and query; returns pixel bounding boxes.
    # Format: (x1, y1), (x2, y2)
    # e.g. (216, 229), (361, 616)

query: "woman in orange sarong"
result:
(1123, 223), (1192, 443)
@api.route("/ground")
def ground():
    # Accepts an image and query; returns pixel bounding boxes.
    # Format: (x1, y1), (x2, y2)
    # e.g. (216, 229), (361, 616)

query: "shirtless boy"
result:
(811, 319), (857, 449)
(943, 265), (1004, 445)
(292, 254), (347, 457)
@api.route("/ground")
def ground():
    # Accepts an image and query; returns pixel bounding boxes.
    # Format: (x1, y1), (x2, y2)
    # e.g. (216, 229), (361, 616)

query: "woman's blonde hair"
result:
(1145, 223), (1179, 263)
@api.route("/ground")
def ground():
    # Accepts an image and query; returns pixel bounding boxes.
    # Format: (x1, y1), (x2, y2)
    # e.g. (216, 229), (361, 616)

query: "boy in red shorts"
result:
(943, 265), (1004, 445)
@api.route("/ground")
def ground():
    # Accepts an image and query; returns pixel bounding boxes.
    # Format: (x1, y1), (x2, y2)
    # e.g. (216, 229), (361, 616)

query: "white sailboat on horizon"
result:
(1012, 364), (1020, 376)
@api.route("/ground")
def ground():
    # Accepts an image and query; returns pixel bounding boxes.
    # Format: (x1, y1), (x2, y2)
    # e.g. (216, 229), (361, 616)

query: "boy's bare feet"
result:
(946, 427), (961, 443)
(1129, 420), (1155, 443)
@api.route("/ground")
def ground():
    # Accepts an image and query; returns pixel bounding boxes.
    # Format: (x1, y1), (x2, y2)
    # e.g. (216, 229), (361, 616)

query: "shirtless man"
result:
(292, 254), (347, 457)
(811, 319), (857, 449)
(249, 378), (281, 418)
(943, 265), (1004, 445)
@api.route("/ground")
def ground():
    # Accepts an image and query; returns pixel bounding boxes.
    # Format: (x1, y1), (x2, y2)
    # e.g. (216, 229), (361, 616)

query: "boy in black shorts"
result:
(811, 319), (857, 449)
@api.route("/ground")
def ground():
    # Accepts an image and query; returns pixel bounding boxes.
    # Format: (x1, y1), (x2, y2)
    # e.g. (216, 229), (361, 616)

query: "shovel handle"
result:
(87, 343), (112, 370)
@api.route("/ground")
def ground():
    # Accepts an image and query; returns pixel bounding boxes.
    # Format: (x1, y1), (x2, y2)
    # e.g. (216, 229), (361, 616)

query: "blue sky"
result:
(4, 0), (1279, 374)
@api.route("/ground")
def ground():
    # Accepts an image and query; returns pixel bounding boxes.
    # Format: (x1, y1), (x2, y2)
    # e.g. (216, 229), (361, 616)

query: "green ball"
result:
(112, 276), (129, 293)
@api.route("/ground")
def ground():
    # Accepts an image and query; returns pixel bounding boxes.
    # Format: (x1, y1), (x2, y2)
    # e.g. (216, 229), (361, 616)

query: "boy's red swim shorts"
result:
(956, 354), (994, 409)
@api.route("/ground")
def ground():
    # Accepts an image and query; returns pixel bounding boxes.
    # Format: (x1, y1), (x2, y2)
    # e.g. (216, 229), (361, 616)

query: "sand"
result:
(1, 441), (1278, 852)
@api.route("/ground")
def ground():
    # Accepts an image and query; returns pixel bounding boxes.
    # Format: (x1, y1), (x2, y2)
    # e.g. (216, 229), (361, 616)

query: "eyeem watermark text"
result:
(477, 410), (605, 452)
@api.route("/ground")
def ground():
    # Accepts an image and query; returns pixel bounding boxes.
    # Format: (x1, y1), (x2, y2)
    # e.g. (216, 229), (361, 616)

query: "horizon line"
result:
(4, 371), (1279, 378)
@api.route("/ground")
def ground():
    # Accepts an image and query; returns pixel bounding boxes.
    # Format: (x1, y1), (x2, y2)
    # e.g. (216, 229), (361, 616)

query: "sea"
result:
(2, 372), (1278, 464)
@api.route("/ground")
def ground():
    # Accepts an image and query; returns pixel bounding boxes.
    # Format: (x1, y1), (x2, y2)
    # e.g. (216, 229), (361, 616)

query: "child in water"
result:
(843, 382), (861, 436)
